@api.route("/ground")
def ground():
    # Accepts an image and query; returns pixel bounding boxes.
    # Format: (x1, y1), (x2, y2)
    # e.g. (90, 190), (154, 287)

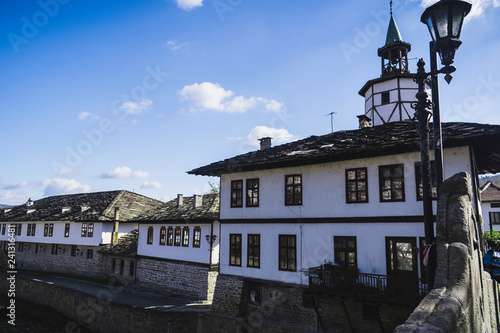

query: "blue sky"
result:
(1, 0), (499, 205)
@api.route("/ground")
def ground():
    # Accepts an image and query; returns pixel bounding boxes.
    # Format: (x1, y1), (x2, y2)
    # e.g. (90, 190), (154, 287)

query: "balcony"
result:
(308, 266), (428, 305)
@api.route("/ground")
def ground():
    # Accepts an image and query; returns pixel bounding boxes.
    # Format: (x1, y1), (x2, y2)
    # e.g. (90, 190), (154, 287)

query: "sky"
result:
(1, 0), (499, 205)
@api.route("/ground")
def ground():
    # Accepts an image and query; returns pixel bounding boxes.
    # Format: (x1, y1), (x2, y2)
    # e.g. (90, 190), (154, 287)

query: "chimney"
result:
(258, 137), (272, 150)
(112, 207), (120, 245)
(26, 198), (33, 207)
(177, 194), (184, 207)
(193, 195), (203, 209)
(357, 115), (372, 129)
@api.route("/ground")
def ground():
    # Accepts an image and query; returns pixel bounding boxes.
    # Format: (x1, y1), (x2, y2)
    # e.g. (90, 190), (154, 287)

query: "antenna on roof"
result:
(325, 112), (337, 133)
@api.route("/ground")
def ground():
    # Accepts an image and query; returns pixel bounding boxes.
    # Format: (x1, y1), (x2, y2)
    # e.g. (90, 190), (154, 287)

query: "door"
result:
(385, 237), (418, 301)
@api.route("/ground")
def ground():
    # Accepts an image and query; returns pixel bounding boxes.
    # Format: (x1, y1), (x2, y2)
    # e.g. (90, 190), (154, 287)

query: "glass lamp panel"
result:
(427, 17), (436, 41)
(434, 5), (449, 39)
(451, 4), (466, 37)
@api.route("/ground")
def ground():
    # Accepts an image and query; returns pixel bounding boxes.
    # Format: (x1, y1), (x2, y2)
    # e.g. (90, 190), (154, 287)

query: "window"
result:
(119, 259), (124, 275)
(71, 245), (77, 257)
(111, 258), (116, 271)
(381, 91), (390, 105)
(147, 227), (154, 245)
(285, 175), (302, 206)
(27, 224), (31, 236)
(415, 161), (437, 200)
(182, 227), (189, 247)
(379, 164), (405, 202)
(129, 261), (135, 276)
(231, 180), (243, 208)
(246, 179), (259, 207)
(247, 234), (260, 268)
(346, 168), (368, 203)
(87, 249), (93, 259)
(87, 223), (94, 237)
(167, 227), (173, 246)
(174, 227), (181, 246)
(334, 236), (357, 270)
(193, 227), (201, 248)
(64, 223), (70, 237)
(492, 203), (500, 208)
(81, 223), (88, 237)
(491, 212), (500, 225)
(51, 244), (58, 255)
(31, 223), (35, 236)
(49, 223), (54, 237)
(159, 227), (166, 245)
(1, 224), (5, 235)
(44, 224), (49, 237)
(229, 234), (242, 266)
(17, 224), (21, 236)
(279, 235), (296, 271)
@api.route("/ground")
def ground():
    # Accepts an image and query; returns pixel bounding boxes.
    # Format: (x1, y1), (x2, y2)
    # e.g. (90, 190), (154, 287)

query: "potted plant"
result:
(484, 230), (500, 251)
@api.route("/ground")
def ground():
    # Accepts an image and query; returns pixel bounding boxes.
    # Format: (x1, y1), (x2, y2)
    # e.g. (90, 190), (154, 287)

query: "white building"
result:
(135, 193), (220, 300)
(0, 190), (162, 277)
(188, 11), (500, 299)
(481, 182), (500, 231)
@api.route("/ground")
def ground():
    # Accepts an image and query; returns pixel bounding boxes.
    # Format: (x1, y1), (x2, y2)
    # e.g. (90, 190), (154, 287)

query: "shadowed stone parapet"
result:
(395, 172), (499, 333)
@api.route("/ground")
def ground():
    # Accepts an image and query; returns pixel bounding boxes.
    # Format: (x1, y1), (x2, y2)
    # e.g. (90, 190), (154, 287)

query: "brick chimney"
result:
(357, 115), (372, 129)
(258, 137), (272, 150)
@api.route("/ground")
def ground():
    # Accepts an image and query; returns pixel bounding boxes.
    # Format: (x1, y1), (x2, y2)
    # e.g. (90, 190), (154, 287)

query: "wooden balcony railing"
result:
(308, 266), (428, 305)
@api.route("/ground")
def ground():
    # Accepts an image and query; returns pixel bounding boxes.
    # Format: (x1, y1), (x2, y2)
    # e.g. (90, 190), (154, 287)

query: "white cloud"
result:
(166, 39), (189, 52)
(78, 111), (99, 120)
(415, 0), (499, 20)
(100, 166), (149, 179)
(2, 181), (29, 190)
(56, 168), (78, 178)
(179, 82), (284, 114)
(174, 0), (203, 11)
(141, 181), (164, 189)
(246, 126), (300, 148)
(42, 179), (91, 197)
(120, 99), (153, 115)
(0, 191), (26, 205)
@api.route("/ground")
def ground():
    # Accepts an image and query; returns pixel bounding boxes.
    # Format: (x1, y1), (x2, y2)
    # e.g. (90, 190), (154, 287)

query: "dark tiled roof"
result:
(0, 191), (163, 222)
(481, 182), (500, 202)
(188, 122), (500, 176)
(98, 229), (138, 257)
(135, 193), (219, 223)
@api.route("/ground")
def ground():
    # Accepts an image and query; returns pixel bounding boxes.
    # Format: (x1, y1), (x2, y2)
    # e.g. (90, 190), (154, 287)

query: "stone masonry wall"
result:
(136, 257), (218, 300)
(1, 242), (103, 278)
(0, 276), (199, 333)
(395, 172), (500, 333)
(211, 274), (414, 332)
(100, 255), (137, 285)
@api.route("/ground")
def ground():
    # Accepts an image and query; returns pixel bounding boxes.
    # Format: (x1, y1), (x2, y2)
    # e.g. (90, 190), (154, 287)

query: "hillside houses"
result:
(0, 190), (162, 277)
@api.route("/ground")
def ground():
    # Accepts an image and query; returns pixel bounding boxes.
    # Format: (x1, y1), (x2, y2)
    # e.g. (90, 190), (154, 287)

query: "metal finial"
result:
(390, 1), (393, 15)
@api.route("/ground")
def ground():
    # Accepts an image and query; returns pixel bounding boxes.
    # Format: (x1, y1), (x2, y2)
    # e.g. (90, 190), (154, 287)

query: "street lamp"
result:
(413, 0), (471, 290)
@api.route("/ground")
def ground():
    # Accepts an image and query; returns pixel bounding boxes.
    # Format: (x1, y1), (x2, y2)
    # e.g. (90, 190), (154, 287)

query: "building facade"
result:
(0, 190), (162, 278)
(135, 193), (220, 300)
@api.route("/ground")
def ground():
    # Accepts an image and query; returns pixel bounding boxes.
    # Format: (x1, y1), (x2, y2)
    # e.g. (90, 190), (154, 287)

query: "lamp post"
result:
(413, 0), (471, 290)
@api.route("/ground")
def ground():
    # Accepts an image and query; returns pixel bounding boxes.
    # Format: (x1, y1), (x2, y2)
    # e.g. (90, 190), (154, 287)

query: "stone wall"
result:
(137, 257), (218, 300)
(395, 172), (500, 333)
(1, 241), (103, 278)
(100, 255), (137, 285)
(211, 274), (414, 332)
(0, 276), (199, 333)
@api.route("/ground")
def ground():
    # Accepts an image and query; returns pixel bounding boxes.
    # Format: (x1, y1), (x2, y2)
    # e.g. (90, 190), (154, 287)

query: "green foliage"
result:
(208, 181), (220, 193)
(484, 230), (500, 245)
